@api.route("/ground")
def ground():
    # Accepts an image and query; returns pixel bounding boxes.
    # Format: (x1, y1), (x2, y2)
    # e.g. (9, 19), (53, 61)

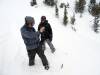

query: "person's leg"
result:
(46, 39), (55, 53)
(27, 49), (36, 66)
(36, 47), (49, 70)
(42, 41), (46, 51)
(40, 38), (46, 51)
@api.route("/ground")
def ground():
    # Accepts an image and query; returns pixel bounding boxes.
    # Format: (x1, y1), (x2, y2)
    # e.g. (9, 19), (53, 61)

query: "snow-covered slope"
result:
(0, 0), (100, 75)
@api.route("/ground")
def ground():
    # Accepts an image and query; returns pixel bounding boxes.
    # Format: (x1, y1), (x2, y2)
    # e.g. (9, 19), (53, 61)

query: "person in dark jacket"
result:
(21, 16), (49, 70)
(38, 16), (55, 53)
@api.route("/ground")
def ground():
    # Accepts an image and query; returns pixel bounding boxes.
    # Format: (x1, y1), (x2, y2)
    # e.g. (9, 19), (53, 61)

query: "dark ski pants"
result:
(27, 47), (48, 66)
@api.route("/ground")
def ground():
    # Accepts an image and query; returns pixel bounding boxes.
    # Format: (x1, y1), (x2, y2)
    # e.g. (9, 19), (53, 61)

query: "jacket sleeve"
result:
(48, 23), (53, 41)
(21, 28), (40, 39)
(48, 23), (52, 36)
(38, 24), (41, 31)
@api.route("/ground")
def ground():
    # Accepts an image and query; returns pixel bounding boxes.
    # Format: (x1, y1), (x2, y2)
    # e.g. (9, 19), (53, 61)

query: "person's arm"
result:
(48, 23), (52, 36)
(38, 23), (41, 31)
(48, 23), (53, 41)
(21, 28), (40, 39)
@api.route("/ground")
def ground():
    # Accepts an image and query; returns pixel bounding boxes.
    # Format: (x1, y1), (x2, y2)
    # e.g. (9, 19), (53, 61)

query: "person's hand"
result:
(40, 27), (45, 32)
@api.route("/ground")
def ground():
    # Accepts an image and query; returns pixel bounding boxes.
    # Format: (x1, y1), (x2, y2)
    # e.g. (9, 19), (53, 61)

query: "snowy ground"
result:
(0, 0), (100, 75)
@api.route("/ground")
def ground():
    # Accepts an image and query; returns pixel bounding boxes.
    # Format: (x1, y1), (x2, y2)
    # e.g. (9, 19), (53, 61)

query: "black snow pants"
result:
(27, 47), (48, 66)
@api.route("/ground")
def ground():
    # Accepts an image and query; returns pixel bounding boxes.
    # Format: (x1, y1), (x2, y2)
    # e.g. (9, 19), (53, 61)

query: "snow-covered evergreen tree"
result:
(75, 0), (79, 13)
(70, 14), (75, 25)
(93, 16), (100, 33)
(75, 0), (86, 14)
(44, 0), (55, 6)
(60, 3), (65, 8)
(88, 3), (100, 17)
(90, 0), (96, 5)
(63, 5), (68, 25)
(79, 0), (86, 13)
(55, 4), (59, 17)
(30, 0), (37, 6)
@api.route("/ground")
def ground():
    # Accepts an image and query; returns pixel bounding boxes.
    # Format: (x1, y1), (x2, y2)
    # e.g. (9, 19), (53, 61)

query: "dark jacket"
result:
(21, 25), (40, 50)
(38, 20), (52, 42)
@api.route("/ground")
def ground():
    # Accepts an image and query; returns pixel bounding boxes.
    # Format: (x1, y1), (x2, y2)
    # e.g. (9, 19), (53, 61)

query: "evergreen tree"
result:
(55, 4), (59, 17)
(63, 5), (68, 25)
(66, 2), (70, 8)
(89, 4), (100, 16)
(75, 0), (79, 13)
(33, 0), (37, 5)
(44, 0), (49, 5)
(44, 0), (55, 6)
(70, 14), (75, 25)
(92, 4), (100, 16)
(93, 16), (100, 33)
(30, 0), (37, 6)
(75, 0), (86, 14)
(50, 0), (55, 6)
(60, 3), (65, 8)
(78, 0), (86, 13)
(88, 3), (94, 13)
(90, 0), (96, 5)
(99, 2), (100, 5)
(44, 0), (48, 3)
(55, 0), (58, 4)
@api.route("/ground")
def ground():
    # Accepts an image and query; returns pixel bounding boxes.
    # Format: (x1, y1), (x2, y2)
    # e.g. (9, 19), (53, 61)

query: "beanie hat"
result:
(25, 16), (34, 23)
(41, 16), (46, 21)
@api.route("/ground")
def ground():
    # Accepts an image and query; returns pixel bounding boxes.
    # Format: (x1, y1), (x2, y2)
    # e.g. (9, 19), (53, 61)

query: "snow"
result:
(0, 0), (100, 75)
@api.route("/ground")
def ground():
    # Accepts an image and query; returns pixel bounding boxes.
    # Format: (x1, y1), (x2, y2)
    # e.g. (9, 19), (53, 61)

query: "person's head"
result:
(41, 16), (46, 23)
(25, 16), (35, 28)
